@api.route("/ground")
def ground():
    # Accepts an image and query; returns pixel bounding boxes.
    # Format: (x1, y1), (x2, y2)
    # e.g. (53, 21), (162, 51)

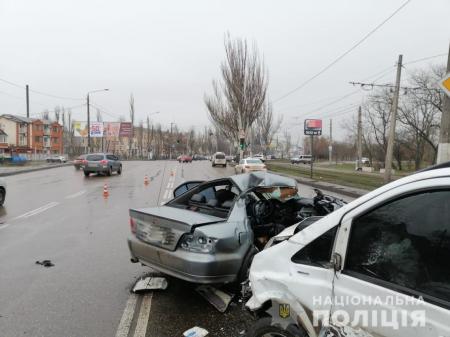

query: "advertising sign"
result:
(73, 121), (88, 138)
(90, 122), (104, 138)
(119, 122), (132, 137)
(104, 122), (121, 137)
(304, 119), (322, 136)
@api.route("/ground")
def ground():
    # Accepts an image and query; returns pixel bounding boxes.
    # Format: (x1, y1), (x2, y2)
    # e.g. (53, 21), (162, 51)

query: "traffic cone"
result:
(144, 175), (149, 186)
(103, 184), (109, 198)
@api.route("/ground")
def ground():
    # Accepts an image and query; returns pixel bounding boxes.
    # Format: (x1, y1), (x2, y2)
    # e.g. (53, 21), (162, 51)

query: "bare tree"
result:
(42, 109), (50, 120)
(257, 102), (282, 155)
(54, 106), (60, 123)
(205, 34), (268, 143)
(283, 129), (292, 158)
(129, 94), (135, 158)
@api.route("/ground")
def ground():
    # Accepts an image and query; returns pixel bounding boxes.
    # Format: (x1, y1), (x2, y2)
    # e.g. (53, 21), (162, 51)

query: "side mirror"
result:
(332, 253), (342, 271)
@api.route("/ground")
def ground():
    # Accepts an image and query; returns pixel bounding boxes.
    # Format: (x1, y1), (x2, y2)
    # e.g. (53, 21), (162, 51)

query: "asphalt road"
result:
(0, 160), (354, 337)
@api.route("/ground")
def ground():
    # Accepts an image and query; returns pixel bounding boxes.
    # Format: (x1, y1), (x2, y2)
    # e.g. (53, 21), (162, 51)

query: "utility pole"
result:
(384, 54), (403, 183)
(357, 106), (363, 170)
(437, 43), (450, 164)
(310, 135), (314, 178)
(328, 119), (332, 165)
(26, 85), (30, 118)
(87, 94), (91, 153)
(169, 122), (175, 160)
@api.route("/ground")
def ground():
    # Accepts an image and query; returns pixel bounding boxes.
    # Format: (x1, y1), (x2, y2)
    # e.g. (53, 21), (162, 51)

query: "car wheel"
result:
(83, 171), (90, 177)
(107, 167), (112, 176)
(246, 317), (305, 337)
(117, 165), (122, 175)
(75, 165), (80, 170)
(0, 188), (6, 206)
(224, 164), (227, 167)
(212, 163), (215, 167)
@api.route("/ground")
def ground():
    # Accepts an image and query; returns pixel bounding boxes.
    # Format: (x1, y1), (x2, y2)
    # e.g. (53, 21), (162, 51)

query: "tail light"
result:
(129, 218), (136, 234)
(100, 159), (108, 165)
(82, 160), (88, 164)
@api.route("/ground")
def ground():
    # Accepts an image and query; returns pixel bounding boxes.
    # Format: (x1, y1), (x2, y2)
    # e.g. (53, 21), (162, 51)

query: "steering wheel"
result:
(252, 200), (274, 220)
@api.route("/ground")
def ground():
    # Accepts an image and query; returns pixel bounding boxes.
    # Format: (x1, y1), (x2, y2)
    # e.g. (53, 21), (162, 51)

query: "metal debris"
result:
(196, 285), (233, 313)
(132, 276), (168, 293)
(183, 326), (209, 337)
(35, 260), (54, 267)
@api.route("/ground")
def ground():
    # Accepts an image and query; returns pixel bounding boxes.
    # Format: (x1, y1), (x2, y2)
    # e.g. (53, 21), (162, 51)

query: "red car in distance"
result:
(178, 154), (193, 163)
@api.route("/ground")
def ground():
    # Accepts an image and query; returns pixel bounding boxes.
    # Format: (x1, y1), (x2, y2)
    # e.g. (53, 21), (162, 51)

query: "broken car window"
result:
(291, 226), (338, 268)
(346, 190), (450, 305)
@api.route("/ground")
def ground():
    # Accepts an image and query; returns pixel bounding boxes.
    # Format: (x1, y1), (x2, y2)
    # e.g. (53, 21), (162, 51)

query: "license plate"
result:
(88, 163), (98, 168)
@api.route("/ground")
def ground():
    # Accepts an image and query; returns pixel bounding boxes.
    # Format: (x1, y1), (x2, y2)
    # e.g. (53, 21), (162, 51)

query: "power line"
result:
(0, 76), (82, 101)
(404, 53), (448, 66)
(273, 0), (412, 103)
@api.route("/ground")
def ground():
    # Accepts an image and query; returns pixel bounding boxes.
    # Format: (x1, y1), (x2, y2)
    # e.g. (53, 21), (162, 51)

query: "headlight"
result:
(179, 233), (218, 253)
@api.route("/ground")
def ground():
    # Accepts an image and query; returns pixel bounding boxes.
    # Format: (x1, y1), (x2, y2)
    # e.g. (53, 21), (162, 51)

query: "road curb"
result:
(0, 163), (72, 177)
(268, 170), (367, 198)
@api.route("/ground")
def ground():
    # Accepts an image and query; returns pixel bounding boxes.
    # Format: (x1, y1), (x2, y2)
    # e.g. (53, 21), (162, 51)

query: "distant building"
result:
(0, 114), (64, 157)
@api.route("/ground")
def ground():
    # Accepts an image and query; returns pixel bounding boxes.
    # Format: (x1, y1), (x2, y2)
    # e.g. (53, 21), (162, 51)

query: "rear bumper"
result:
(83, 166), (109, 173)
(127, 236), (240, 284)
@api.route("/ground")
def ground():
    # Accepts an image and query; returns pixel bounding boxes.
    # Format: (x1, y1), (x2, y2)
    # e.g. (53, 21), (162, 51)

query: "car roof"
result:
(230, 171), (296, 191)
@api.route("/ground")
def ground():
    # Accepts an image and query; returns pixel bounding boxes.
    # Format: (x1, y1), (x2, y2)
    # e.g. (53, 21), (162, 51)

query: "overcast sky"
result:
(1, 0), (449, 140)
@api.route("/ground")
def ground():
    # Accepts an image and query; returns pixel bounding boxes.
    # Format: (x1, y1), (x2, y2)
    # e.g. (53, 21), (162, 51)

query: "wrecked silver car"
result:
(127, 172), (343, 285)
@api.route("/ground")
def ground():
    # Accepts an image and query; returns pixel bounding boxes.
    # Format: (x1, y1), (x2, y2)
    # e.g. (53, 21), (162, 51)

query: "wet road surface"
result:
(0, 160), (354, 337)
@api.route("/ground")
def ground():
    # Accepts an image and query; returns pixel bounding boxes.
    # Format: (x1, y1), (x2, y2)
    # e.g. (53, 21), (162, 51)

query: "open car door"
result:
(173, 180), (204, 198)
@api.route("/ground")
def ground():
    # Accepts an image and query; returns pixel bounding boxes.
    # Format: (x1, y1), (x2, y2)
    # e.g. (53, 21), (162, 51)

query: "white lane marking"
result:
(133, 293), (153, 337)
(163, 190), (169, 200)
(13, 202), (59, 220)
(115, 293), (138, 337)
(0, 223), (10, 230)
(65, 190), (86, 199)
(167, 189), (173, 198)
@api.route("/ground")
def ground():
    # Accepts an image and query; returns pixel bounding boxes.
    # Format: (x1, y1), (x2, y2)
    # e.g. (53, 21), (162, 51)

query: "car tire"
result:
(83, 171), (90, 177)
(246, 317), (306, 337)
(212, 163), (215, 167)
(107, 167), (112, 176)
(0, 188), (6, 206)
(75, 165), (80, 170)
(224, 164), (227, 167)
(117, 165), (122, 175)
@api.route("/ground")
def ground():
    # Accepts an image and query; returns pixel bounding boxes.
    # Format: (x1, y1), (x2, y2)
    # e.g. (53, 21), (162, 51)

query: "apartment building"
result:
(0, 114), (63, 156)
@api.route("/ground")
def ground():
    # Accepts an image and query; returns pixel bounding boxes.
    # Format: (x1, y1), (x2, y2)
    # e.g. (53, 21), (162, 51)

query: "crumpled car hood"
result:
(230, 171), (296, 191)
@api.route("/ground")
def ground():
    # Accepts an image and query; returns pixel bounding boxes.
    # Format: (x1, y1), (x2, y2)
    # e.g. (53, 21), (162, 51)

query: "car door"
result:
(331, 178), (450, 337)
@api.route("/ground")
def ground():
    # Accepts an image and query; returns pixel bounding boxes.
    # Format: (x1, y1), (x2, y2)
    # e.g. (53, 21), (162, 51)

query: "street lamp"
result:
(87, 88), (109, 153)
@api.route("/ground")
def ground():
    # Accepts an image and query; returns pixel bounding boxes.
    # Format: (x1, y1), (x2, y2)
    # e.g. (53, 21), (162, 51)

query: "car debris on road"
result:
(183, 326), (209, 337)
(132, 276), (168, 293)
(35, 260), (54, 267)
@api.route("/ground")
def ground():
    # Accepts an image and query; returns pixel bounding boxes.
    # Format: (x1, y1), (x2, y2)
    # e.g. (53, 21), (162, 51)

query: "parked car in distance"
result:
(127, 172), (344, 286)
(246, 162), (450, 337)
(234, 158), (266, 174)
(291, 154), (312, 164)
(46, 155), (66, 163)
(225, 155), (235, 163)
(73, 155), (86, 170)
(211, 152), (227, 167)
(83, 153), (122, 177)
(253, 154), (265, 162)
(178, 154), (193, 163)
(0, 178), (7, 206)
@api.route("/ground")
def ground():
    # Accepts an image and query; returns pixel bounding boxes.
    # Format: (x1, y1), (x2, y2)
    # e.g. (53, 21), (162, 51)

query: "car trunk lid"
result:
(130, 206), (224, 251)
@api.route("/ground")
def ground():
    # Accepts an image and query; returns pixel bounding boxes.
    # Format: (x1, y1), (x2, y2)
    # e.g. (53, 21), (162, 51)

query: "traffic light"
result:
(239, 138), (245, 150)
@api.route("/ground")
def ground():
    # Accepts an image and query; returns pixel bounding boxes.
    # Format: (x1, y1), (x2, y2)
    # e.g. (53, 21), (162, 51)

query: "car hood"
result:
(130, 205), (225, 227)
(230, 171), (296, 191)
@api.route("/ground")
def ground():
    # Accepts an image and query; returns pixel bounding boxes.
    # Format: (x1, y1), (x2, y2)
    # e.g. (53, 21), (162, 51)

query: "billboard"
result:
(73, 121), (88, 138)
(90, 122), (104, 138)
(103, 122), (121, 137)
(304, 119), (322, 136)
(119, 122), (132, 137)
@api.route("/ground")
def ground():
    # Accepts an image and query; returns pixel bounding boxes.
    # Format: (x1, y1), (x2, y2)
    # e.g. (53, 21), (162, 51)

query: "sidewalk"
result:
(0, 162), (72, 177)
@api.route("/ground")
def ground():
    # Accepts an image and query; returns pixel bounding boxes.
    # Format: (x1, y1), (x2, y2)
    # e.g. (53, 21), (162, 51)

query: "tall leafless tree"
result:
(257, 102), (282, 155)
(129, 94), (135, 158)
(205, 34), (268, 143)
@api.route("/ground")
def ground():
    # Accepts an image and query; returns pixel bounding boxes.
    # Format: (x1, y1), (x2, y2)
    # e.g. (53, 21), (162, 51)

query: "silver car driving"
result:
(127, 172), (310, 285)
(83, 153), (122, 177)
